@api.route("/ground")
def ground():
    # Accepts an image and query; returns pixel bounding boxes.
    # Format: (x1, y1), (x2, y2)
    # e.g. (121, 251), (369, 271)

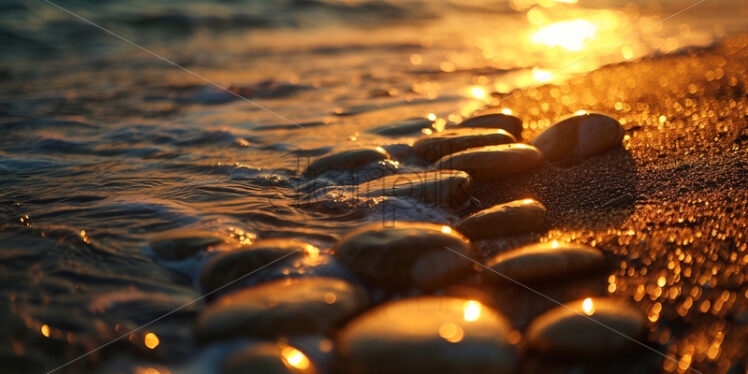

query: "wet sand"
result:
(465, 34), (748, 373)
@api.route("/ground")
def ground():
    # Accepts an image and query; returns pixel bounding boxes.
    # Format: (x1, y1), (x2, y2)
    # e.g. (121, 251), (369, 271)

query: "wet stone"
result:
(456, 199), (546, 240)
(531, 112), (624, 161)
(199, 239), (318, 292)
(222, 342), (317, 374)
(302, 147), (390, 178)
(356, 170), (472, 208)
(337, 296), (518, 374)
(413, 128), (516, 162)
(486, 241), (605, 284)
(196, 277), (368, 340)
(380, 143), (417, 163)
(457, 113), (523, 138)
(368, 118), (434, 137)
(150, 230), (228, 261)
(526, 298), (646, 356)
(433, 144), (544, 182)
(333, 222), (472, 290)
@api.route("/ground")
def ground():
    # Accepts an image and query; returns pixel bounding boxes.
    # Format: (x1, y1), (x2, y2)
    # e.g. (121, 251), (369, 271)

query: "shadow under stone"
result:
(468, 146), (638, 232)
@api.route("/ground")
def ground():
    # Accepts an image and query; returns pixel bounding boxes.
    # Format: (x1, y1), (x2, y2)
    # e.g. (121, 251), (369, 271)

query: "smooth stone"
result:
(150, 230), (227, 260)
(413, 128), (516, 161)
(302, 147), (390, 178)
(337, 296), (518, 374)
(222, 342), (317, 374)
(433, 144), (544, 182)
(486, 241), (605, 284)
(196, 277), (368, 340)
(457, 113), (523, 138)
(456, 199), (546, 240)
(356, 170), (471, 208)
(333, 222), (472, 290)
(199, 239), (317, 292)
(379, 143), (417, 163)
(526, 298), (646, 356)
(531, 112), (624, 161)
(368, 118), (434, 137)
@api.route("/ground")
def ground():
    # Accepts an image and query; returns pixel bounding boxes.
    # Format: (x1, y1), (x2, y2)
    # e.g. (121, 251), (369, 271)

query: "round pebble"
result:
(357, 170), (472, 208)
(530, 112), (624, 161)
(486, 241), (605, 284)
(413, 128), (516, 161)
(150, 230), (227, 260)
(433, 144), (544, 182)
(457, 113), (523, 138)
(196, 277), (368, 340)
(368, 118), (434, 137)
(333, 222), (472, 290)
(302, 147), (390, 178)
(199, 239), (317, 292)
(337, 296), (518, 374)
(456, 199), (546, 240)
(526, 297), (646, 356)
(222, 342), (317, 374)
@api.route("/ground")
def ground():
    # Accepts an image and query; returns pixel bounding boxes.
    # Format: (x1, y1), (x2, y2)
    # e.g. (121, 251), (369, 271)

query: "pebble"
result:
(196, 277), (368, 340)
(333, 222), (472, 290)
(222, 342), (317, 374)
(337, 296), (518, 374)
(433, 144), (544, 182)
(302, 147), (390, 178)
(368, 118), (434, 137)
(356, 170), (472, 208)
(457, 113), (523, 139)
(150, 230), (227, 260)
(456, 199), (546, 240)
(413, 128), (516, 161)
(486, 241), (605, 284)
(199, 239), (318, 292)
(526, 297), (646, 356)
(530, 112), (624, 161)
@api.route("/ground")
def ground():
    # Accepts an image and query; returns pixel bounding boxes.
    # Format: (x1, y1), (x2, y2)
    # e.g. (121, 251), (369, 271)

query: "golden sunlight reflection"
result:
(144, 332), (160, 349)
(438, 322), (465, 343)
(531, 19), (597, 51)
(532, 68), (553, 82)
(582, 298), (595, 315)
(501, 108), (513, 115)
(470, 86), (487, 99)
(427, 113), (437, 121)
(575, 110), (589, 115)
(41, 324), (50, 338)
(441, 226), (452, 234)
(463, 301), (481, 322)
(281, 345), (311, 370)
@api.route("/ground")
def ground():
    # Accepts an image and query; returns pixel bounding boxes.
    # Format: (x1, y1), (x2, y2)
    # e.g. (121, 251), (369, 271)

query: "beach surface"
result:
(1, 1), (747, 373)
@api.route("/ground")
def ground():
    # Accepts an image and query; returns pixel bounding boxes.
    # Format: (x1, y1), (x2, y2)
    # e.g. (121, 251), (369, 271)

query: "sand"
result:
(457, 34), (748, 373)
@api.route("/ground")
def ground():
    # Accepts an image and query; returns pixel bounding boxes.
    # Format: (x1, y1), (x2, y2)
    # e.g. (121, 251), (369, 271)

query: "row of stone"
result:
(186, 221), (643, 372)
(202, 277), (644, 374)
(153, 197), (559, 292)
(193, 198), (545, 292)
(302, 111), (624, 183)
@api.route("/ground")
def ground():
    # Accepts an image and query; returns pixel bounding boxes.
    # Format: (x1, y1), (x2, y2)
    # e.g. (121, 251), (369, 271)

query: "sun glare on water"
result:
(531, 19), (597, 51)
(470, 86), (487, 99)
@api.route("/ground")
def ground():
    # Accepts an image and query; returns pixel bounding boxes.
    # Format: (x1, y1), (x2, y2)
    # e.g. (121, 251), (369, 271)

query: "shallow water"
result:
(1, 0), (748, 373)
